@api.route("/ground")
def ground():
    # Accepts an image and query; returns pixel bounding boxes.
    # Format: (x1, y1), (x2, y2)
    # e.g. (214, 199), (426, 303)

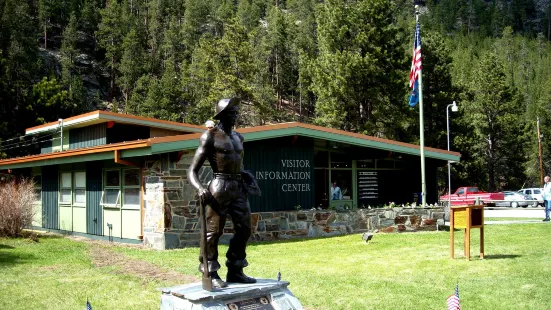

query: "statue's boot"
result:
(226, 268), (257, 284)
(210, 271), (228, 288)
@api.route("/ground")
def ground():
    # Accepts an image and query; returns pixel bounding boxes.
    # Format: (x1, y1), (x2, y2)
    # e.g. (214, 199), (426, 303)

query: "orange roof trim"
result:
(0, 140), (149, 166)
(147, 122), (460, 157)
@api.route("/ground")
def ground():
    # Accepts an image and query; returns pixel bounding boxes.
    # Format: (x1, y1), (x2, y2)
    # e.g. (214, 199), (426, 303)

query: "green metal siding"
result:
(70, 123), (107, 150)
(42, 165), (59, 229)
(40, 140), (52, 154)
(244, 137), (315, 212)
(86, 161), (103, 235)
(107, 123), (149, 144)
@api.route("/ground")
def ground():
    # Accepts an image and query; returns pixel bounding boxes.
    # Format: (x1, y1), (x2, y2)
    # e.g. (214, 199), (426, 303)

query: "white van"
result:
(517, 188), (543, 207)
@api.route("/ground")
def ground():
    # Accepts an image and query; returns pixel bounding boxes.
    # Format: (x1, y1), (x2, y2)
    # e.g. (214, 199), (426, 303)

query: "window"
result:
(456, 188), (464, 195)
(33, 175), (42, 202)
(124, 169), (140, 186)
(73, 172), (86, 204)
(331, 170), (353, 200)
(105, 170), (120, 187)
(101, 169), (141, 208)
(60, 172), (72, 204)
(357, 159), (374, 169)
(103, 189), (120, 205)
(534, 190), (541, 194)
(331, 153), (351, 168)
(60, 171), (86, 204)
(123, 169), (140, 208)
(101, 170), (121, 207)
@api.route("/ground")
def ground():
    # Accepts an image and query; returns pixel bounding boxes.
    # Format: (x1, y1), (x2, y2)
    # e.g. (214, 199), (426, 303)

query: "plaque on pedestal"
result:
(160, 279), (303, 310)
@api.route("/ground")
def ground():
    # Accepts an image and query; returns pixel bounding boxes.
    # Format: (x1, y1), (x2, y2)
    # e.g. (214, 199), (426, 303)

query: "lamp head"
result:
(451, 101), (458, 112)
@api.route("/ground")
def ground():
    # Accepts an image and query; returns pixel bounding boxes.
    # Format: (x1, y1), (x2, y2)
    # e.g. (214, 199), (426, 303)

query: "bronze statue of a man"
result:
(188, 98), (260, 289)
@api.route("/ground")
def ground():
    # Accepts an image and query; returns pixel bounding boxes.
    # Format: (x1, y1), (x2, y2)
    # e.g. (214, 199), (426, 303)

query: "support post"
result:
(538, 117), (544, 187)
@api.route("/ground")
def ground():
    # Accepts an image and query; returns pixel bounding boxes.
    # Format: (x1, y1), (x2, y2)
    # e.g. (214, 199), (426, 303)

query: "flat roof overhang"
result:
(25, 110), (205, 135)
(0, 140), (152, 169)
(0, 122), (460, 170)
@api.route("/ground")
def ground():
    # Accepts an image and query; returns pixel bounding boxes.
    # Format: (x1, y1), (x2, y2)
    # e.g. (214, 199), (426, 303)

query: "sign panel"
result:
(226, 296), (275, 310)
(244, 138), (315, 212)
(357, 171), (378, 207)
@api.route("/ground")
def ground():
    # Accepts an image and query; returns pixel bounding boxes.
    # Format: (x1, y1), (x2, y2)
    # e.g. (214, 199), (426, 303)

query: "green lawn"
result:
(2, 224), (551, 309)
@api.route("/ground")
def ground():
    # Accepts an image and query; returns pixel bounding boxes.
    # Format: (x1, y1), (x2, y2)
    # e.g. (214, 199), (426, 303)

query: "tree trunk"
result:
(275, 52), (280, 110)
(488, 134), (496, 192)
(110, 55), (115, 100)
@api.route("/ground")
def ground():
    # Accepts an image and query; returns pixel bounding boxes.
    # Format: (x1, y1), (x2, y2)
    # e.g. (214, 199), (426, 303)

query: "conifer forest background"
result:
(1, 0), (551, 193)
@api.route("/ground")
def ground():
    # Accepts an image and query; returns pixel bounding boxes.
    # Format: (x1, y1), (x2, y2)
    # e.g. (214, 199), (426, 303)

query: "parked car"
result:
(439, 186), (504, 206)
(517, 188), (543, 207)
(495, 191), (534, 208)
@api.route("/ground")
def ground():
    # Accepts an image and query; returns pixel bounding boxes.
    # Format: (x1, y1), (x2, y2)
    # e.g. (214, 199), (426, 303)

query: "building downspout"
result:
(140, 167), (144, 240)
(58, 118), (63, 152)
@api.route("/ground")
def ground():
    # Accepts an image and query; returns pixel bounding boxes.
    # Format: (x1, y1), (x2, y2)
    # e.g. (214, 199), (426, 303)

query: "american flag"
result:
(408, 21), (422, 107)
(446, 284), (461, 310)
(86, 298), (93, 310)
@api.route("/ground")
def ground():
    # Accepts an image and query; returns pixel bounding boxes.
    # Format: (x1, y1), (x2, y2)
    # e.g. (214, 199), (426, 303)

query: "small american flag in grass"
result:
(446, 284), (461, 310)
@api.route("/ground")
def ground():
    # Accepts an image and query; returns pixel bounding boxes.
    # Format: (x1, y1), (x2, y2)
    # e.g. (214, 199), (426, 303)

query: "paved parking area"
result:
(484, 207), (544, 219)
(442, 207), (549, 226)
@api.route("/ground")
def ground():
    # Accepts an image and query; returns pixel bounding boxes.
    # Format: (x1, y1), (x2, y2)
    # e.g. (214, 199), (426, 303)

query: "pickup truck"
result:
(439, 186), (504, 206)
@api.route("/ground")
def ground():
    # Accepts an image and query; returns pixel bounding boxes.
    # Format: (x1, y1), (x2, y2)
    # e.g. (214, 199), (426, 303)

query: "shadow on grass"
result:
(483, 254), (521, 260)
(32, 233), (64, 240)
(249, 234), (357, 246)
(0, 246), (36, 267)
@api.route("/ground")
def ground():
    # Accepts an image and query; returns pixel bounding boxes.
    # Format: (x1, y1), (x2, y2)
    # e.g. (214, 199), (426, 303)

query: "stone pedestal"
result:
(160, 279), (303, 310)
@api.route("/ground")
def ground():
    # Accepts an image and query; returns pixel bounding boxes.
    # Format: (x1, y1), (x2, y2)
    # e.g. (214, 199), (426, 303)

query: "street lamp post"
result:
(446, 101), (458, 208)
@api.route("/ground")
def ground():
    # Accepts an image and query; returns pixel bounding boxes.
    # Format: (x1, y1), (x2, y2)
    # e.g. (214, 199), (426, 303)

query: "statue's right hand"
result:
(199, 188), (214, 205)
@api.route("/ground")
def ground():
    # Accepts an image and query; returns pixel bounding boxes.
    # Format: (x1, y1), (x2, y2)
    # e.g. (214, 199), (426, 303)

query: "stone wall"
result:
(141, 153), (446, 249)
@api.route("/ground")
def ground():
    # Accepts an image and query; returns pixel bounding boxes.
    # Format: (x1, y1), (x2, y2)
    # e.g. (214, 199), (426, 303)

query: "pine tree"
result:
(61, 13), (79, 93)
(264, 5), (294, 111)
(181, 0), (210, 59)
(80, 0), (101, 36)
(97, 0), (125, 100)
(119, 29), (145, 106)
(462, 52), (525, 191)
(236, 0), (265, 32)
(310, 0), (408, 137)
(38, 0), (55, 49)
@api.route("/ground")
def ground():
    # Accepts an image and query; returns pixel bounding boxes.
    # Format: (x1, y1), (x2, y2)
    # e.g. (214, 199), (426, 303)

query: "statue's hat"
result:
(214, 98), (240, 120)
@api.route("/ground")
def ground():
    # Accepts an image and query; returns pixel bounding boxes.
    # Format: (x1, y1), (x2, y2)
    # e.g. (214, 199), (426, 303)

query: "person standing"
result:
(331, 181), (342, 200)
(543, 176), (551, 222)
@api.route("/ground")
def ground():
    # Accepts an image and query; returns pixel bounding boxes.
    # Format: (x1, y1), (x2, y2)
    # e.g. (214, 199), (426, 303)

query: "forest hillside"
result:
(1, 0), (551, 192)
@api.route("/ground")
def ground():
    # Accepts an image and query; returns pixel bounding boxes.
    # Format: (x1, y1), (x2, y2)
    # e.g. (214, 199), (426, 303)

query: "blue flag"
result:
(409, 80), (419, 107)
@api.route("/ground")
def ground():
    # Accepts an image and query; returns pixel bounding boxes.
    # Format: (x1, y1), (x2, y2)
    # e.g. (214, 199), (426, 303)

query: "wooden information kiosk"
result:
(450, 205), (484, 260)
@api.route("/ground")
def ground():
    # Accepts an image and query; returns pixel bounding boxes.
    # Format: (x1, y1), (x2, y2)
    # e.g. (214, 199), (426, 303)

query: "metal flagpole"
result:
(415, 7), (426, 207)
(538, 117), (544, 187)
